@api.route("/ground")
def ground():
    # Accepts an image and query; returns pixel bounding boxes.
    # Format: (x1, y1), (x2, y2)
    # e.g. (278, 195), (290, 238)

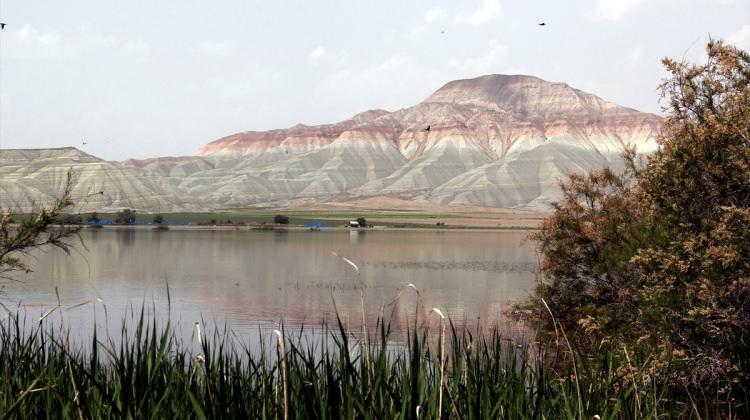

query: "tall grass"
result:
(0, 303), (741, 419)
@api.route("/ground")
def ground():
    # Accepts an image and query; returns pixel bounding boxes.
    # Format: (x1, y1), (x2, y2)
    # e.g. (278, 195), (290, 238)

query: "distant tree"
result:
(274, 215), (290, 225)
(87, 212), (100, 223)
(115, 208), (137, 225)
(152, 214), (164, 225)
(356, 217), (367, 227)
(210, 218), (217, 226)
(61, 214), (83, 225)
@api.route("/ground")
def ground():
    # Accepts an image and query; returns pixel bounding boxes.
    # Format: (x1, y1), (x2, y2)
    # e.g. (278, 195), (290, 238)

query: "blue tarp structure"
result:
(87, 220), (112, 225)
(304, 221), (329, 228)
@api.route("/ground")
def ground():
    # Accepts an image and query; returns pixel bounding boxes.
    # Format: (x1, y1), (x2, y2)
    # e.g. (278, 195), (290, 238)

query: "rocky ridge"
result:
(0, 74), (662, 212)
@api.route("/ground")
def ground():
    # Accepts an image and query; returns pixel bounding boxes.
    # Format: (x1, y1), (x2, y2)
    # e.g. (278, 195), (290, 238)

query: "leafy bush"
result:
(356, 217), (367, 227)
(274, 215), (290, 225)
(61, 214), (83, 225)
(114, 208), (137, 224)
(531, 42), (749, 402)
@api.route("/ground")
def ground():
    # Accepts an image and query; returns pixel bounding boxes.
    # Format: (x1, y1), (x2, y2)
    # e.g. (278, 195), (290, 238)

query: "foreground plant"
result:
(0, 304), (739, 419)
(532, 41), (749, 406)
(0, 171), (82, 281)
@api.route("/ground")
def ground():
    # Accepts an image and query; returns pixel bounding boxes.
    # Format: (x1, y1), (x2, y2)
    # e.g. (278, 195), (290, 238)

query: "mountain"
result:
(0, 75), (662, 213)
(0, 148), (207, 213)
(120, 156), (216, 177)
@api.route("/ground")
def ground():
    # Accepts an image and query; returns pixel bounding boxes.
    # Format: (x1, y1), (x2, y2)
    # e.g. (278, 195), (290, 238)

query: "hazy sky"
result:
(0, 0), (748, 160)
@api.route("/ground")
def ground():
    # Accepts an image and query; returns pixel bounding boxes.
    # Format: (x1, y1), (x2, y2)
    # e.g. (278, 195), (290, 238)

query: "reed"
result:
(0, 303), (742, 419)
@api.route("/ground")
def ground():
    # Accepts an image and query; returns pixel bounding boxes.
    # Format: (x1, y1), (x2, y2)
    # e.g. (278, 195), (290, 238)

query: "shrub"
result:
(61, 214), (83, 225)
(356, 217), (367, 227)
(274, 215), (290, 225)
(531, 42), (750, 402)
(114, 208), (137, 224)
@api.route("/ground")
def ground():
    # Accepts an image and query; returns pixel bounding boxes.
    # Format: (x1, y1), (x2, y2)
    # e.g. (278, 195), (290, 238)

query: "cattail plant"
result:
(273, 327), (288, 420)
(431, 307), (446, 418)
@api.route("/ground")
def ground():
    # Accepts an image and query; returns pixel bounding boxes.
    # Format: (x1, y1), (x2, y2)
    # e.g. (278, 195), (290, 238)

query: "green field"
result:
(132, 210), (447, 226)
(60, 210), (530, 229)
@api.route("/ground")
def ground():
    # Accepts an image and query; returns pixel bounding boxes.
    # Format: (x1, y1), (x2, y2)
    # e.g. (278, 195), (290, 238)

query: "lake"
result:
(2, 227), (538, 344)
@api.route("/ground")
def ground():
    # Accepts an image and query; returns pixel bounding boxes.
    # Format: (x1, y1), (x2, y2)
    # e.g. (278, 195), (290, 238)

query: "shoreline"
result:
(81, 224), (539, 233)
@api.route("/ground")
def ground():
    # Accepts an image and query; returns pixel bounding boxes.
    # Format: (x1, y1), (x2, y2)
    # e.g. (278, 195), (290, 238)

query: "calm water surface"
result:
(3, 228), (538, 342)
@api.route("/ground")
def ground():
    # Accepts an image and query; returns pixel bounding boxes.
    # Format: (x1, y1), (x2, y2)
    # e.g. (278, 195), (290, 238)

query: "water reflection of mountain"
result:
(6, 228), (538, 342)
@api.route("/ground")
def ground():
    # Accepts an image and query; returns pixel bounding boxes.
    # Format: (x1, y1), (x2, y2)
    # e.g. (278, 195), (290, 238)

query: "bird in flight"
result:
(424, 125), (431, 132)
(82, 140), (87, 145)
(538, 22), (546, 26)
(0, 23), (6, 30)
